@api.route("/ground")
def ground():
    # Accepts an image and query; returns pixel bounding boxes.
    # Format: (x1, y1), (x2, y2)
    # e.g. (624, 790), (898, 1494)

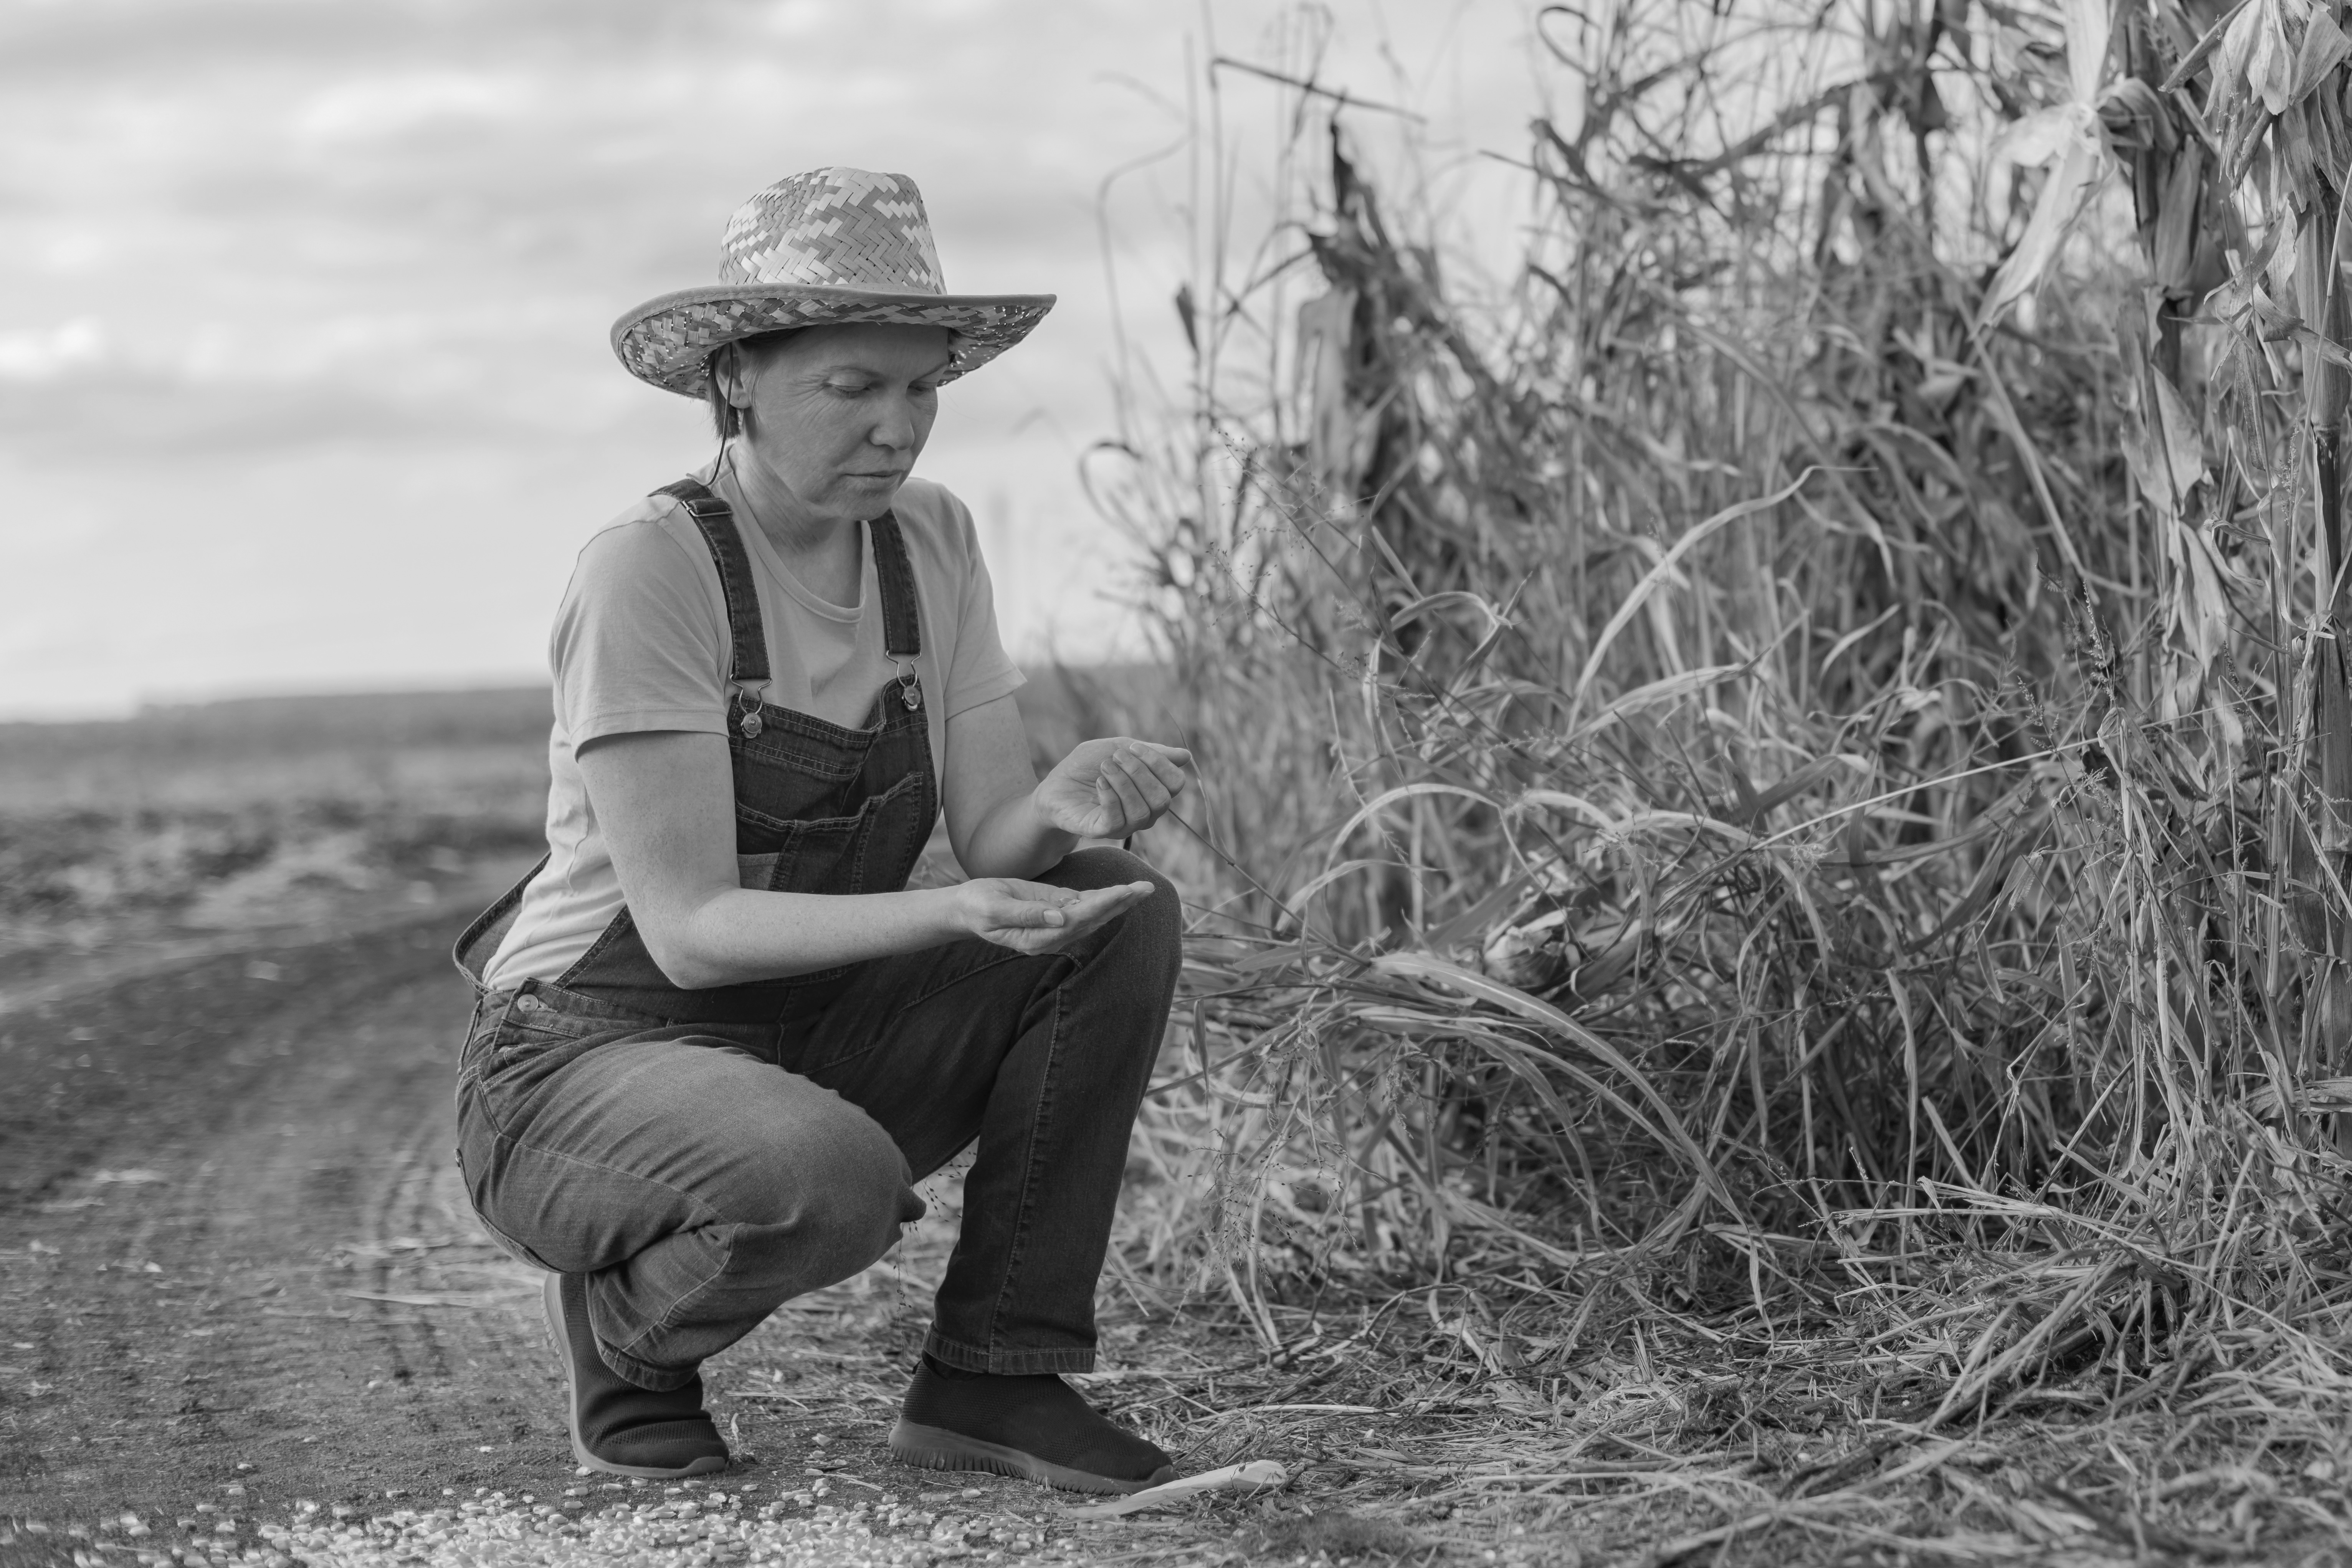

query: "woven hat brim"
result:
(612, 284), (1056, 397)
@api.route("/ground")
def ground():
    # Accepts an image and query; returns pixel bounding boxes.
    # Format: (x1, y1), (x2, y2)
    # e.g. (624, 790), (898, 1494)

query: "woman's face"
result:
(726, 322), (955, 525)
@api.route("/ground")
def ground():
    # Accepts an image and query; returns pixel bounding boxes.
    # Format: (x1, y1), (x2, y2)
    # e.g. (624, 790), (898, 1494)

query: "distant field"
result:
(0, 669), (1168, 993)
(0, 687), (557, 813)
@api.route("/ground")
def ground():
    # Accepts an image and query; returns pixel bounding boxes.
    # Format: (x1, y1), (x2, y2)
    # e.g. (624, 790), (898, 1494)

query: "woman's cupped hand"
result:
(951, 877), (1159, 955)
(1031, 737), (1193, 841)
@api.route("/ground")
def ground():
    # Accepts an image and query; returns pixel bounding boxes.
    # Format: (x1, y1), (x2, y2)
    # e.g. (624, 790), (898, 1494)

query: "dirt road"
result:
(0, 901), (1278, 1568)
(0, 898), (1038, 1564)
(0, 903), (602, 1546)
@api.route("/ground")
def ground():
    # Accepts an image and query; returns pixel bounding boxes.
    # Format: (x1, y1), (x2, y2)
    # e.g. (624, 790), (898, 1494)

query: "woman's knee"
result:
(821, 1103), (926, 1251)
(631, 1100), (921, 1339)
(734, 1091), (922, 1272)
(1056, 846), (1182, 962)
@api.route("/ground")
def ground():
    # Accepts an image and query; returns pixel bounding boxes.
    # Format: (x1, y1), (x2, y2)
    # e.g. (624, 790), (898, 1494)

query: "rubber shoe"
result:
(542, 1272), (728, 1479)
(889, 1357), (1176, 1495)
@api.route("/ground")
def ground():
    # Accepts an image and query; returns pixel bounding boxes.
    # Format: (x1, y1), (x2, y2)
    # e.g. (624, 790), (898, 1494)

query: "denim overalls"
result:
(447, 479), (1181, 1390)
(455, 477), (938, 1019)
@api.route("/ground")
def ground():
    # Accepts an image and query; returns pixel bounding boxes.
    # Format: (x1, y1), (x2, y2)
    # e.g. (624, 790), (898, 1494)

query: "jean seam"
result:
(923, 1329), (1091, 1375)
(477, 1131), (732, 1361)
(737, 704), (886, 752)
(849, 767), (917, 889)
(797, 948), (1059, 1076)
(466, 1186), (559, 1274)
(555, 909), (638, 988)
(615, 1220), (737, 1360)
(459, 1025), (612, 1137)
(473, 1019), (603, 1081)
(600, 1340), (693, 1391)
(887, 942), (1076, 1023)
(458, 1067), (516, 1142)
(979, 977), (1064, 1366)
(464, 1124), (722, 1277)
(738, 800), (856, 834)
(488, 1133), (725, 1232)
(890, 948), (1032, 1019)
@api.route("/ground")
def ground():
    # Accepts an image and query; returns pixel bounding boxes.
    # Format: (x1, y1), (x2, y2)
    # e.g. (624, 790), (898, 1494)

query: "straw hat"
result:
(611, 167), (1055, 397)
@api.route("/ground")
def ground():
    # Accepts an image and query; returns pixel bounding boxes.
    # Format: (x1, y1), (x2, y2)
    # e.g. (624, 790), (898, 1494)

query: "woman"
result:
(451, 168), (1193, 1494)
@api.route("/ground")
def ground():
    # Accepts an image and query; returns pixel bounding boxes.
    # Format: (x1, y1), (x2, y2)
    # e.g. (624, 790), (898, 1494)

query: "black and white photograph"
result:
(5, 0), (2349, 1564)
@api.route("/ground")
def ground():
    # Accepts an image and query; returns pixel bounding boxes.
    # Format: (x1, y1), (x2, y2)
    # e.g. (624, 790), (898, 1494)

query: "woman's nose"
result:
(871, 394), (918, 450)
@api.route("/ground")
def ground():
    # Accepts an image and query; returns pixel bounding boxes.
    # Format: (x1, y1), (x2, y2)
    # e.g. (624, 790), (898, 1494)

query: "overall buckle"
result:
(734, 684), (768, 738)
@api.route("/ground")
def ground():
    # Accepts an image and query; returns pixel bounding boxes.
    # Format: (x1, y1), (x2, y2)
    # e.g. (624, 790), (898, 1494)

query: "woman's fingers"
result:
(1036, 737), (1192, 839)
(1054, 883), (1147, 927)
(995, 878), (1076, 903)
(972, 879), (1153, 948)
(1088, 743), (1179, 833)
(983, 881), (1151, 949)
(1038, 900), (1134, 947)
(1132, 744), (1191, 793)
(977, 881), (1074, 928)
(1100, 750), (1157, 826)
(1114, 745), (1177, 807)
(969, 879), (1134, 926)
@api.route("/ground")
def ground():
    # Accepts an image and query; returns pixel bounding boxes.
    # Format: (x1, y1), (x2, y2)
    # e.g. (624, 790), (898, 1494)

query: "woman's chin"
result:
(838, 475), (908, 508)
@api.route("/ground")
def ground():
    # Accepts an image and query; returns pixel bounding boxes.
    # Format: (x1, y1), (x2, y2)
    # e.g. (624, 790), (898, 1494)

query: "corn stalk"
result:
(1097, 0), (2352, 1439)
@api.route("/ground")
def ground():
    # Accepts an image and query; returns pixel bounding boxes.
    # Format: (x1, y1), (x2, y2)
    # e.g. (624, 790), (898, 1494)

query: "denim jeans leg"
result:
(790, 848), (1182, 1374)
(459, 1027), (926, 1390)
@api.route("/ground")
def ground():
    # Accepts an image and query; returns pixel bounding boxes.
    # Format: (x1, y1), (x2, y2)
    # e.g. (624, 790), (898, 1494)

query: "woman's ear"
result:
(713, 344), (738, 408)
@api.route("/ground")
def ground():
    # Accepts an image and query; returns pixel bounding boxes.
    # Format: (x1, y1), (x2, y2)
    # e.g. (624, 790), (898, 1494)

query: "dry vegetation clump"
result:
(1081, 0), (2352, 1559)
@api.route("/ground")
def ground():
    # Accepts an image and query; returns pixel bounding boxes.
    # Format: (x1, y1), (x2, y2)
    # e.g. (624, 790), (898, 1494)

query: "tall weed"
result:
(1101, 0), (2352, 1462)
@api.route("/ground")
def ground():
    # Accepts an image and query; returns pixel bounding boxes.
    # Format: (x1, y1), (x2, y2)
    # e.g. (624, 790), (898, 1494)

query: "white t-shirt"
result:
(481, 468), (1024, 988)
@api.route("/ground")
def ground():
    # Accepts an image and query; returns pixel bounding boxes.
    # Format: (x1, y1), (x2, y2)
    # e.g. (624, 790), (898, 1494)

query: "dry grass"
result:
(1077, 2), (2352, 1561)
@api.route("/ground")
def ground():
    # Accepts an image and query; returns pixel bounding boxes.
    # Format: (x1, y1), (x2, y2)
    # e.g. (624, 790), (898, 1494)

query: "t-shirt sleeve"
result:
(551, 516), (731, 747)
(936, 490), (1025, 720)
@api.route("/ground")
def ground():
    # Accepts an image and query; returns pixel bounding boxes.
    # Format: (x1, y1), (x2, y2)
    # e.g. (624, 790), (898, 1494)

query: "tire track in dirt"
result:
(0, 898), (1221, 1568)
(0, 904), (590, 1560)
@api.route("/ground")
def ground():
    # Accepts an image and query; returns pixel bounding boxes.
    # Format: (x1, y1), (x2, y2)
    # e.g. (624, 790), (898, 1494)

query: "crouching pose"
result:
(451, 168), (1191, 1493)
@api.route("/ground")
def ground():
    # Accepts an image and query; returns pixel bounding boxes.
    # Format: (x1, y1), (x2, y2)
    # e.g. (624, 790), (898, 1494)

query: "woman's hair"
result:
(704, 330), (804, 439)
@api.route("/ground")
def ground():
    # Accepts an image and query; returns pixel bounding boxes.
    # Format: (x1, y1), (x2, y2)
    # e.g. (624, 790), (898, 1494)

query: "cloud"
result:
(0, 366), (530, 456)
(0, 0), (1549, 715)
(293, 70), (540, 143)
(0, 317), (107, 381)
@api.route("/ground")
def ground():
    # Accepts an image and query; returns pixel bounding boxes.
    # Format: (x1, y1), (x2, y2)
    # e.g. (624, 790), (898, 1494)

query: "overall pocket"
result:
(734, 769), (933, 896)
(465, 993), (643, 1115)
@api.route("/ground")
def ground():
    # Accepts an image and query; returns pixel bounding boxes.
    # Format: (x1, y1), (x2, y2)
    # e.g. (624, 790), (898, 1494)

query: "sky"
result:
(0, 0), (1551, 718)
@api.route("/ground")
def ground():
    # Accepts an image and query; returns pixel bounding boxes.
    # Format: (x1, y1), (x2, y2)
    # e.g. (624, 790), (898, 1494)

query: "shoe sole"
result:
(888, 1418), (1177, 1496)
(542, 1273), (729, 1480)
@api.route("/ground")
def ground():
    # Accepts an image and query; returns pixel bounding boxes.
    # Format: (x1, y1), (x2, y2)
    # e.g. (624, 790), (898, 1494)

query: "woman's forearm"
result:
(957, 788), (1078, 881)
(659, 885), (961, 989)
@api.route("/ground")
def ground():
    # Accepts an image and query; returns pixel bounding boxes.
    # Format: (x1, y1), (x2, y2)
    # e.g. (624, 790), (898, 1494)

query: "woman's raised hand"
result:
(1031, 738), (1193, 841)
(952, 877), (1157, 955)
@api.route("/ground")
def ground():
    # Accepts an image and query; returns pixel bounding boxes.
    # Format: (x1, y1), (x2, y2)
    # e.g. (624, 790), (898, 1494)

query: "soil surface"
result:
(0, 896), (1154, 1568)
(0, 900), (585, 1542)
(0, 894), (1368, 1568)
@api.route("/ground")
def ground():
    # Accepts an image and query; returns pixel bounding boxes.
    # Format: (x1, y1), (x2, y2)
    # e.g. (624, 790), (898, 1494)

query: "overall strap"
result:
(867, 511), (923, 660)
(657, 479), (770, 720)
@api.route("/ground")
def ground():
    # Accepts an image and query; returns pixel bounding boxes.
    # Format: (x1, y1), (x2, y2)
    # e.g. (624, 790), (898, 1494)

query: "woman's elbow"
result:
(659, 957), (736, 991)
(636, 919), (732, 991)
